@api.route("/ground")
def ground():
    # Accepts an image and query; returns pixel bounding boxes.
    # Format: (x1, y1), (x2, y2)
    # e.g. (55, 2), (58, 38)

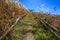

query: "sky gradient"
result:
(19, 0), (60, 15)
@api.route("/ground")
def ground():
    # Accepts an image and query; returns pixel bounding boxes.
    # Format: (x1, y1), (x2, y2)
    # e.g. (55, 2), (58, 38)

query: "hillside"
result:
(0, 0), (60, 40)
(31, 11), (60, 28)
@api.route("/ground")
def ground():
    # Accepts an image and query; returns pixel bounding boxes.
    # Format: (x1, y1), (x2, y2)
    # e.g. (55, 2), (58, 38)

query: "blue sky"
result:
(19, 0), (60, 15)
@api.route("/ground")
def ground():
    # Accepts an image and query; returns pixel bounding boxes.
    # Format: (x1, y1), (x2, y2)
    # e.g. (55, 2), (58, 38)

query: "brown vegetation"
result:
(0, 0), (26, 40)
(31, 11), (60, 28)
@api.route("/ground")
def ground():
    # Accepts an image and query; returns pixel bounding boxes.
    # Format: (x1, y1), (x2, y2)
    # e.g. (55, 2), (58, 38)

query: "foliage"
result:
(32, 23), (40, 28)
(0, 0), (26, 40)
(31, 11), (60, 40)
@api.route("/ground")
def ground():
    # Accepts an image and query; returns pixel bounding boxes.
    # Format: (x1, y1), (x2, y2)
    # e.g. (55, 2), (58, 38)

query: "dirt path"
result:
(23, 18), (35, 40)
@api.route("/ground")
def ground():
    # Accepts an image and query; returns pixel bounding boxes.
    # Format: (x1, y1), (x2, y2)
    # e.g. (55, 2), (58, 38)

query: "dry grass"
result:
(0, 0), (27, 40)
(31, 11), (60, 28)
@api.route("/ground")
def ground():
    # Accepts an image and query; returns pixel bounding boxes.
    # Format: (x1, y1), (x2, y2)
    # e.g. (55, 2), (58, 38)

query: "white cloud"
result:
(40, 4), (45, 11)
(39, 3), (50, 12)
(41, 4), (45, 7)
(45, 7), (49, 12)
(13, 0), (20, 2)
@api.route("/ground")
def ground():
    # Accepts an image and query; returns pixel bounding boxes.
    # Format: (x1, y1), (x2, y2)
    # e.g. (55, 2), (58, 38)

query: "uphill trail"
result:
(12, 11), (35, 40)
(12, 11), (60, 40)
(23, 16), (35, 40)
